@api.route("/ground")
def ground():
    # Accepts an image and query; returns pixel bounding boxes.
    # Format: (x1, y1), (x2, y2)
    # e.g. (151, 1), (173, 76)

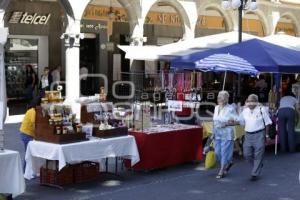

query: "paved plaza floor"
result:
(3, 123), (300, 200)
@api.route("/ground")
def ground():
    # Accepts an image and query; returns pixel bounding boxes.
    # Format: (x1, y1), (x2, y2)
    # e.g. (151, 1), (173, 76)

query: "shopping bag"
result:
(205, 150), (216, 169)
(203, 135), (214, 154)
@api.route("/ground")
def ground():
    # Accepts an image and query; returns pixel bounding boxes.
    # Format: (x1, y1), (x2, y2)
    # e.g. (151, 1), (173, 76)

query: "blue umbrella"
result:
(171, 39), (300, 73)
(196, 53), (258, 90)
(195, 53), (258, 75)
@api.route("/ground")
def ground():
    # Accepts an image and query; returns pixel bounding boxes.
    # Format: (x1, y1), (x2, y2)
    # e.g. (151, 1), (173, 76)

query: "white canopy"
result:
(0, 28), (8, 128)
(262, 34), (300, 51)
(118, 31), (258, 61)
(0, 28), (8, 150)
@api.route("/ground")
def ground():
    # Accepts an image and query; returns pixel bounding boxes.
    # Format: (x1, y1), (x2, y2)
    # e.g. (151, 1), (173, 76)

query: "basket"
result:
(73, 161), (100, 183)
(40, 165), (74, 186)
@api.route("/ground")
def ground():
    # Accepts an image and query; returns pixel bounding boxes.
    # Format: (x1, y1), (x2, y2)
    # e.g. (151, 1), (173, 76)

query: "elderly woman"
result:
(213, 91), (237, 179)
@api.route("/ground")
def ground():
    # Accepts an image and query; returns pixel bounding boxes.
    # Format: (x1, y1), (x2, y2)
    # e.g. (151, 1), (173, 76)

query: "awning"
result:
(171, 38), (300, 73)
(118, 31), (258, 61)
(262, 34), (300, 51)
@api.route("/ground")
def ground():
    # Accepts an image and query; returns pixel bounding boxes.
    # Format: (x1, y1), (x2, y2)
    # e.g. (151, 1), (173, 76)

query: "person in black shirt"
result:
(24, 65), (37, 103)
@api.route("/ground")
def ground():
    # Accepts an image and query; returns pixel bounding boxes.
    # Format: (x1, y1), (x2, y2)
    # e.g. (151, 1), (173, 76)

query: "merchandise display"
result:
(35, 104), (86, 144)
(80, 100), (129, 138)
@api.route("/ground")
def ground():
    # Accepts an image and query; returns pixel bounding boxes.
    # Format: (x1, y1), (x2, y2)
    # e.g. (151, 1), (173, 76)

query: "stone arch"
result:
(79, 0), (141, 36)
(142, 0), (195, 39)
(197, 3), (234, 34)
(244, 10), (270, 36)
(117, 0), (140, 24)
(275, 12), (300, 36)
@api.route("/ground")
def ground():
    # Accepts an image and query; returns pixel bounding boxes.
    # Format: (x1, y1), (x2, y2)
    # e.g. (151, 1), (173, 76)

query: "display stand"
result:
(35, 106), (86, 144)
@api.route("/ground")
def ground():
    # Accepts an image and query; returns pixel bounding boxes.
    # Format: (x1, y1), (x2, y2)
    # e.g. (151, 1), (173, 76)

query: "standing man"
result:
(255, 75), (268, 102)
(51, 66), (61, 90)
(80, 65), (89, 96)
(239, 94), (272, 181)
(39, 67), (52, 97)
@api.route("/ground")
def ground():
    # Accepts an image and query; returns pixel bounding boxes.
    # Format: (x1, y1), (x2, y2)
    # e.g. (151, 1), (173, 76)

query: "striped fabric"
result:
(195, 53), (258, 75)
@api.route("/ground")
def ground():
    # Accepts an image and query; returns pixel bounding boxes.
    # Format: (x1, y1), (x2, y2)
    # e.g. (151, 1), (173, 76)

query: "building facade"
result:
(1, 0), (300, 102)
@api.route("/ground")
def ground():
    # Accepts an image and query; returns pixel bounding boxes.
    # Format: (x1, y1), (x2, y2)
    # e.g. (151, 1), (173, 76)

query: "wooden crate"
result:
(73, 162), (100, 183)
(40, 165), (74, 187)
(93, 127), (128, 138)
(35, 107), (87, 144)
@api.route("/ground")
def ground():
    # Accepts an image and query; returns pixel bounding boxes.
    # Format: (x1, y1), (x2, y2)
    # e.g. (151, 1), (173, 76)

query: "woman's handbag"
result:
(205, 147), (216, 169)
(204, 138), (216, 169)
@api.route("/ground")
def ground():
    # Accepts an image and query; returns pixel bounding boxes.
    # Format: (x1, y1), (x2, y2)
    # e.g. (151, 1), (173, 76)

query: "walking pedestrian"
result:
(239, 94), (272, 181)
(278, 90), (299, 153)
(213, 91), (237, 179)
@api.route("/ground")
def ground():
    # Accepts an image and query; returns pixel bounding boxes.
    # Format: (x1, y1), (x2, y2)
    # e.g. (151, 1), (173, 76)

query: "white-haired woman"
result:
(213, 91), (237, 179)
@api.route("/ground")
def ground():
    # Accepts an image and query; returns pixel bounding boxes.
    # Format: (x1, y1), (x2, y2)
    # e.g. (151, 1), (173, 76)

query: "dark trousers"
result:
(278, 108), (296, 153)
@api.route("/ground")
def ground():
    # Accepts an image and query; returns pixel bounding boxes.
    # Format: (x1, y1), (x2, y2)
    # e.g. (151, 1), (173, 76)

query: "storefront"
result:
(79, 19), (109, 96)
(4, 0), (63, 100)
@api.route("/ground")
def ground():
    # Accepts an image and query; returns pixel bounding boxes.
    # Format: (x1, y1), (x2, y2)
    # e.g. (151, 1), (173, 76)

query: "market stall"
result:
(24, 136), (140, 180)
(0, 150), (25, 197)
(126, 124), (203, 171)
(28, 91), (138, 187)
(170, 38), (300, 150)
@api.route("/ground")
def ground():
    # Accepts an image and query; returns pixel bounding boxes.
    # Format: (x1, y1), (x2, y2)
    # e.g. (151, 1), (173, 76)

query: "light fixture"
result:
(222, 0), (258, 10)
(231, 0), (242, 9)
(249, 0), (257, 10)
(222, 0), (231, 10)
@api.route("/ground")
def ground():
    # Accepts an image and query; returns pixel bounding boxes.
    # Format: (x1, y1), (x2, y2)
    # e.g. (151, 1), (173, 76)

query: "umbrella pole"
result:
(222, 71), (227, 91)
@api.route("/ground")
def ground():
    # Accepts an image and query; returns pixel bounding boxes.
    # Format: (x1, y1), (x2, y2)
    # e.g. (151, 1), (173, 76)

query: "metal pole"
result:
(237, 0), (244, 97)
(238, 1), (243, 43)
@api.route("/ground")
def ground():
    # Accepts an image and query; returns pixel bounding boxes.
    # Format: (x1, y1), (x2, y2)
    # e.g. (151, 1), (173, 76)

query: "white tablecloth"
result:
(24, 136), (140, 180)
(0, 150), (25, 197)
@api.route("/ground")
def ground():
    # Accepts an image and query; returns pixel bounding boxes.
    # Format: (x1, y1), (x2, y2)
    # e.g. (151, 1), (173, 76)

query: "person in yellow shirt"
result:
(20, 100), (37, 171)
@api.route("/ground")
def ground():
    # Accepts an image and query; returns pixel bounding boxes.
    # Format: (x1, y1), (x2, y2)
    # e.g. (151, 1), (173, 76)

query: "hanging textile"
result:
(197, 72), (203, 89)
(175, 72), (184, 92)
(161, 71), (165, 90)
(168, 72), (174, 89)
(184, 71), (192, 92)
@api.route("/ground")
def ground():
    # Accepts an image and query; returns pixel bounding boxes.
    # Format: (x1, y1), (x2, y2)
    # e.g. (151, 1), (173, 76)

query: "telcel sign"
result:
(9, 12), (51, 25)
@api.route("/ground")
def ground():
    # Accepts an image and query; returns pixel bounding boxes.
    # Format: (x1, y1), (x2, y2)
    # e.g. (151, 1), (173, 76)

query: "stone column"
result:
(62, 19), (83, 119)
(129, 36), (146, 99)
(62, 19), (83, 103)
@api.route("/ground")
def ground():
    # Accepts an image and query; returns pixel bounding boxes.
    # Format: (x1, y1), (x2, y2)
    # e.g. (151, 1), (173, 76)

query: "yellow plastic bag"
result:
(205, 150), (216, 169)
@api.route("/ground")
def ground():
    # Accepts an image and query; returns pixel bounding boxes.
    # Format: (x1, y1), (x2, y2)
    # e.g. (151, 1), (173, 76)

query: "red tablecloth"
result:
(126, 127), (203, 171)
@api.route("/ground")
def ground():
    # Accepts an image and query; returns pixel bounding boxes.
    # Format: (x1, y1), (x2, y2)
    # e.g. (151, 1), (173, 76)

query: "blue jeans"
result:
(20, 132), (33, 172)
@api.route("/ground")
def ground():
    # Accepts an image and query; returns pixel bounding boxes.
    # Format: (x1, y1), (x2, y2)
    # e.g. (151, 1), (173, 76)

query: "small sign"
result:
(168, 100), (183, 112)
(9, 11), (51, 25)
